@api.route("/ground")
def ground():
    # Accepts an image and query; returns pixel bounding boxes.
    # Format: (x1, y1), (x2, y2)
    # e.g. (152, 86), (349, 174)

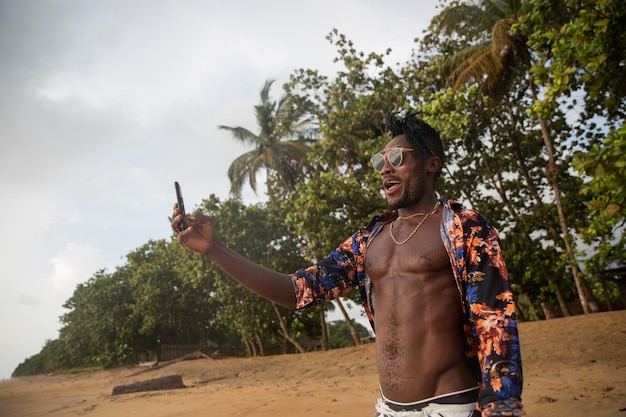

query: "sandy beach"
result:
(1, 309), (625, 417)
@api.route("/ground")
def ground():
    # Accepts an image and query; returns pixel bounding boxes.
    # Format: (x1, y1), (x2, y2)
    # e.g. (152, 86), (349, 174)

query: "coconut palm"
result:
(219, 79), (317, 351)
(436, 0), (595, 313)
(438, 0), (531, 96)
(219, 79), (312, 199)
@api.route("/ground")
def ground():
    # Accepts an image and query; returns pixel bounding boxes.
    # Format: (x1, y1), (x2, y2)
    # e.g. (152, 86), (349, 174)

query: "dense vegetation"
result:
(13, 0), (625, 377)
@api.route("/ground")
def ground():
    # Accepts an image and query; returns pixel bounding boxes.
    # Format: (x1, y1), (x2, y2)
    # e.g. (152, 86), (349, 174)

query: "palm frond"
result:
(222, 79), (313, 198)
(218, 126), (260, 146)
(438, 3), (495, 36)
(491, 18), (516, 56)
(455, 47), (504, 92)
(437, 0), (531, 96)
(259, 79), (275, 103)
(442, 42), (492, 83)
(227, 152), (259, 197)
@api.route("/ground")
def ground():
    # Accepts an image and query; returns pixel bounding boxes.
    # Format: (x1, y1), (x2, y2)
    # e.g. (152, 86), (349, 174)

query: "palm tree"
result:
(219, 79), (312, 199)
(220, 80), (361, 349)
(436, 0), (595, 314)
(219, 79), (318, 352)
(439, 0), (531, 96)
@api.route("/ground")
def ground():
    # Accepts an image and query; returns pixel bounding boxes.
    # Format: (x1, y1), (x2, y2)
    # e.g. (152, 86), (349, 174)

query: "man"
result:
(171, 112), (524, 417)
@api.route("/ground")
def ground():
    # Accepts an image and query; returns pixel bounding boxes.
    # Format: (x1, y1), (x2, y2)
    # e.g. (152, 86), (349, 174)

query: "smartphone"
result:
(174, 181), (187, 231)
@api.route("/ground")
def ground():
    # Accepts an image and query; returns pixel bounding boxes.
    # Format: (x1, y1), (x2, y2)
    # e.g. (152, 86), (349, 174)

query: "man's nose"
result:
(380, 157), (394, 174)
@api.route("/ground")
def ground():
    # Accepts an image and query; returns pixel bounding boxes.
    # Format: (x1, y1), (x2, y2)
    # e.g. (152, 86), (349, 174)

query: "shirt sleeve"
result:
(460, 210), (524, 416)
(289, 232), (363, 309)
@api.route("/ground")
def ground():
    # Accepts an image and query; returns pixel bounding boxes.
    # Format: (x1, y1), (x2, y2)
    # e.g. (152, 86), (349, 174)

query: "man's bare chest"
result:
(365, 218), (450, 280)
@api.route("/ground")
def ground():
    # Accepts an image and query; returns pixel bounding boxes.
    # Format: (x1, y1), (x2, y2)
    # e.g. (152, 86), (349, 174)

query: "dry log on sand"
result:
(112, 374), (185, 395)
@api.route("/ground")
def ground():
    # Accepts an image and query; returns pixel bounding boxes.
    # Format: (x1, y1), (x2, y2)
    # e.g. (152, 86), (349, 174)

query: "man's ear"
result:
(426, 156), (442, 175)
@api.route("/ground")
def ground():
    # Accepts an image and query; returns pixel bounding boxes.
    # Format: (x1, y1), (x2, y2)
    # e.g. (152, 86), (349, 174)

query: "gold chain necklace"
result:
(389, 201), (440, 245)
(397, 211), (427, 220)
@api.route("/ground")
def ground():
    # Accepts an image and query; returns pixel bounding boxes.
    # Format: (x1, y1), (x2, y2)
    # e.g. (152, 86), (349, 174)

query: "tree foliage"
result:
(327, 320), (372, 348)
(14, 1), (626, 377)
(284, 29), (407, 260)
(572, 125), (626, 267)
(195, 196), (317, 354)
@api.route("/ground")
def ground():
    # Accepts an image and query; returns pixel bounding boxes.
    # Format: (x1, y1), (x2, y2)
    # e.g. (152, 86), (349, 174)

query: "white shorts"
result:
(374, 386), (479, 417)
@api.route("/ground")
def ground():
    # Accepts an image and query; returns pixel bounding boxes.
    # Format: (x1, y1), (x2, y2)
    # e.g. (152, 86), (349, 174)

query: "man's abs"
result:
(373, 274), (476, 403)
(366, 220), (476, 403)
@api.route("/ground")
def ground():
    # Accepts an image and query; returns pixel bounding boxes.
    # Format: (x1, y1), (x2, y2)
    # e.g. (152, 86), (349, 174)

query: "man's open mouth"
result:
(383, 179), (401, 194)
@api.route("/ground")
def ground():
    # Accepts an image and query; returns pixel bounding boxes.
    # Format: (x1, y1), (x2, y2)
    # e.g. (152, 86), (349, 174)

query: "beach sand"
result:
(1, 310), (625, 417)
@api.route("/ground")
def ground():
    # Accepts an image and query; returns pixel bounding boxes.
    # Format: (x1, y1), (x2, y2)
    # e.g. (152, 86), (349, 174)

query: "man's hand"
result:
(171, 203), (218, 257)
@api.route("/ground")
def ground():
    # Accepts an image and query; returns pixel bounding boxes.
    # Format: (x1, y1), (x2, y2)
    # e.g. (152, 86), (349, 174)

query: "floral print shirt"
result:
(289, 199), (524, 416)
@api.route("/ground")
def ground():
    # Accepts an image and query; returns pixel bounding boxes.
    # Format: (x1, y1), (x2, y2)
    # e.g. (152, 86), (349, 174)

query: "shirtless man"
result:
(171, 113), (524, 417)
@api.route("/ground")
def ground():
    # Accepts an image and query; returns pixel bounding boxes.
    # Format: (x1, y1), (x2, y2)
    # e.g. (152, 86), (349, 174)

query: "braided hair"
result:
(387, 111), (444, 179)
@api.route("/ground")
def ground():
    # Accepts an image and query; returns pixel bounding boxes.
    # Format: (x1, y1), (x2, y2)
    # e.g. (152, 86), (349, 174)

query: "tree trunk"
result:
(555, 287), (571, 317)
(334, 298), (361, 346)
(244, 337), (256, 357)
(529, 81), (593, 314)
(524, 294), (542, 321)
(254, 333), (265, 356)
(271, 303), (306, 353)
(504, 104), (545, 207)
(481, 155), (521, 223)
(320, 306), (330, 350)
(541, 301), (557, 319)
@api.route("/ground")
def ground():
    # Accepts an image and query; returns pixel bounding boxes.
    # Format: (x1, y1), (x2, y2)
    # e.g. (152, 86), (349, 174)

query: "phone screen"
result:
(174, 181), (187, 231)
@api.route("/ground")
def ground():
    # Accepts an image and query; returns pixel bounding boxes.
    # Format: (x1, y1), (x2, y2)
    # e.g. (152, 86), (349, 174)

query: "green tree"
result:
(196, 195), (315, 355)
(284, 30), (411, 344)
(59, 269), (139, 368)
(437, 0), (532, 97)
(573, 126), (626, 267)
(524, 0), (625, 123)
(219, 79), (313, 199)
(125, 239), (221, 352)
(12, 339), (70, 377)
(524, 0), (626, 272)
(433, 0), (595, 313)
(327, 319), (372, 348)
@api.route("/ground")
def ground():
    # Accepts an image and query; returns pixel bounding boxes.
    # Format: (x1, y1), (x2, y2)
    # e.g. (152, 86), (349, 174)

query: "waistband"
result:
(379, 386), (479, 412)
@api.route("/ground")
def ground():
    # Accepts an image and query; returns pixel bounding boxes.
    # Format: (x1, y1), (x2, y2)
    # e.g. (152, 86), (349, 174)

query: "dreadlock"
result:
(387, 111), (444, 178)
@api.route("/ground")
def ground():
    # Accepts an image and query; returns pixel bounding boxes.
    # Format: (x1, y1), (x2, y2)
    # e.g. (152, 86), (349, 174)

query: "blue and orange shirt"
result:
(289, 199), (523, 416)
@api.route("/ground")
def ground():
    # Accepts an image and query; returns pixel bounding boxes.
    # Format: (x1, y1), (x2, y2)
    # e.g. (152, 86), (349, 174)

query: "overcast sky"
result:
(0, 0), (439, 379)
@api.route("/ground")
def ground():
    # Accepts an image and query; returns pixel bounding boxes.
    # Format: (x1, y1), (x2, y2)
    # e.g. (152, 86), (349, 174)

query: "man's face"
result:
(375, 135), (429, 210)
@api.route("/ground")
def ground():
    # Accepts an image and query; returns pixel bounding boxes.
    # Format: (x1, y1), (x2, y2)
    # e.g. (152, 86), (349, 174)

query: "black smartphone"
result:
(174, 181), (187, 231)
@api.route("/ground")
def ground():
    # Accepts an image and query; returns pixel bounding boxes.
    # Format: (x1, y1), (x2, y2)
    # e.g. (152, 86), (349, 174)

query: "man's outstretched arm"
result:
(172, 203), (297, 309)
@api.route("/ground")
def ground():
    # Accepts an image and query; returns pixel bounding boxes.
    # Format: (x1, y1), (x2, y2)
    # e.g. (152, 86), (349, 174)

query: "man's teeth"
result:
(385, 181), (400, 189)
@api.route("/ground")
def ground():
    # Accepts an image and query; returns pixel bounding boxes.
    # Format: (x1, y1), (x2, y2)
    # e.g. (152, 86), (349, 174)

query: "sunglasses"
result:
(370, 147), (413, 172)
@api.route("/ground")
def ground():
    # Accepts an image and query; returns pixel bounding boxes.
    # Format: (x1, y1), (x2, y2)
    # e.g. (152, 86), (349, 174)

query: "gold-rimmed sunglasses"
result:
(370, 147), (413, 172)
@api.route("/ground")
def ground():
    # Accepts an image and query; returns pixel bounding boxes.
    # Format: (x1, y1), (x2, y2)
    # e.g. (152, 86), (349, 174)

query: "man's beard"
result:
(386, 179), (425, 211)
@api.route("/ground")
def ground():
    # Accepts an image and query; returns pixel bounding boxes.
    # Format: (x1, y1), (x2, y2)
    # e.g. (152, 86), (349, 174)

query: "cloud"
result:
(0, 0), (439, 380)
(17, 293), (41, 307)
(49, 243), (109, 298)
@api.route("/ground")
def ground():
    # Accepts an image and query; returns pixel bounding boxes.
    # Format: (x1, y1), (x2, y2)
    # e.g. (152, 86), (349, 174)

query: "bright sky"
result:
(0, 0), (439, 379)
